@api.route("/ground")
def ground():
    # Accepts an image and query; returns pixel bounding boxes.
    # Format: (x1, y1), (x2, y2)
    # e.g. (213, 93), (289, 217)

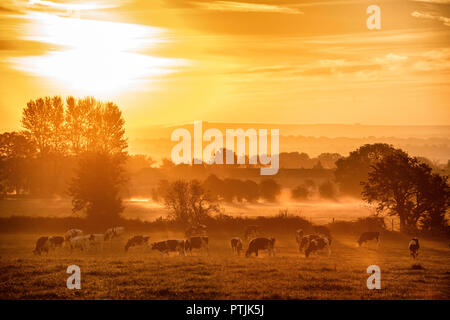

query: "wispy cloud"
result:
(193, 1), (303, 14)
(27, 0), (117, 11)
(412, 11), (450, 27)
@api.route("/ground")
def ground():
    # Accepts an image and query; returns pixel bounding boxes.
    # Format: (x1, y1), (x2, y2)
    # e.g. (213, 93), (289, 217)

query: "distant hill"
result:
(127, 122), (450, 140)
(126, 122), (450, 163)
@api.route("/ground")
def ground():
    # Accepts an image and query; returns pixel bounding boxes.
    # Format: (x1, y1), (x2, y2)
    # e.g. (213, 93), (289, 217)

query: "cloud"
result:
(27, 0), (117, 11)
(193, 1), (303, 14)
(412, 11), (450, 27)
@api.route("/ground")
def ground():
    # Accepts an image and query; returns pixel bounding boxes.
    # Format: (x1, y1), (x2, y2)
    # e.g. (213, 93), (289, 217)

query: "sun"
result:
(9, 11), (186, 95)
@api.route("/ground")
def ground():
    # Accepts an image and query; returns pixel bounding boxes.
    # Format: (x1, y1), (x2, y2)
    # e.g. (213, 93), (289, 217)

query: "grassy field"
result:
(0, 232), (448, 299)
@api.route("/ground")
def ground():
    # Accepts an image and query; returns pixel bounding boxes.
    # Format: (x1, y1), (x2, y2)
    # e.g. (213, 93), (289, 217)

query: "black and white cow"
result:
(245, 237), (276, 257)
(409, 238), (420, 259)
(151, 240), (185, 256)
(185, 236), (209, 255)
(231, 237), (243, 256)
(125, 235), (150, 252)
(298, 234), (321, 252)
(304, 236), (331, 257)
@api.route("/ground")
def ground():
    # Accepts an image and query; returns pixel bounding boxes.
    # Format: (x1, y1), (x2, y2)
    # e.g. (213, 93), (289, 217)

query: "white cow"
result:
(65, 229), (83, 242)
(69, 235), (90, 252)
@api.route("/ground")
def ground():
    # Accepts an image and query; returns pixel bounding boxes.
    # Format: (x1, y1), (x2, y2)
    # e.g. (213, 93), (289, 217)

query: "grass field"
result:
(0, 232), (448, 299)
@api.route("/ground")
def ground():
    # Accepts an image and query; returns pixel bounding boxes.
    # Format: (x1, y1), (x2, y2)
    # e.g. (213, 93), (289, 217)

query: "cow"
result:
(314, 225), (332, 240)
(245, 237), (275, 257)
(231, 237), (243, 256)
(65, 229), (83, 242)
(105, 226), (124, 241)
(125, 235), (150, 252)
(298, 234), (321, 252)
(151, 240), (185, 256)
(409, 238), (420, 259)
(33, 236), (49, 255)
(48, 236), (64, 249)
(295, 229), (304, 246)
(358, 232), (380, 247)
(244, 225), (259, 240)
(304, 236), (331, 258)
(69, 235), (91, 252)
(185, 236), (209, 255)
(185, 224), (207, 238)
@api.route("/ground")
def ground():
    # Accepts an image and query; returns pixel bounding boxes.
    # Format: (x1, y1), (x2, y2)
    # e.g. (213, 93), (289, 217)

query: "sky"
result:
(0, 0), (449, 132)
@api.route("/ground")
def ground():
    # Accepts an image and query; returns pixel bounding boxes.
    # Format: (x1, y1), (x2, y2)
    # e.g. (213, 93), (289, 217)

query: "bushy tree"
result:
(335, 143), (407, 196)
(362, 152), (449, 234)
(259, 178), (281, 202)
(164, 179), (219, 225)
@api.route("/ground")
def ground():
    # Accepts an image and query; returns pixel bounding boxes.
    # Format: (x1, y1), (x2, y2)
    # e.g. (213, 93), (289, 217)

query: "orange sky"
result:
(0, 0), (449, 132)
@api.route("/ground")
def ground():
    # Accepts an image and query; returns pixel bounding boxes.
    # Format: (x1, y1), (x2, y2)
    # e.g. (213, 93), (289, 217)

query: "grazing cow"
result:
(304, 236), (331, 258)
(69, 235), (91, 252)
(244, 225), (260, 240)
(65, 229), (83, 242)
(105, 226), (125, 241)
(185, 224), (207, 238)
(358, 232), (380, 247)
(33, 236), (49, 255)
(48, 236), (64, 249)
(298, 234), (321, 252)
(314, 225), (332, 240)
(185, 236), (209, 255)
(151, 240), (185, 256)
(125, 235), (150, 252)
(409, 238), (420, 259)
(245, 237), (276, 257)
(231, 237), (243, 256)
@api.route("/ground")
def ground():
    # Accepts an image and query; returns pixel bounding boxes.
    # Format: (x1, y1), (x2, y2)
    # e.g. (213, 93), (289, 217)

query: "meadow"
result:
(0, 232), (448, 299)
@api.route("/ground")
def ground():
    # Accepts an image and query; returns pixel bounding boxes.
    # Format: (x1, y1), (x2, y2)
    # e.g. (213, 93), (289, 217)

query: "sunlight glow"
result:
(9, 12), (187, 94)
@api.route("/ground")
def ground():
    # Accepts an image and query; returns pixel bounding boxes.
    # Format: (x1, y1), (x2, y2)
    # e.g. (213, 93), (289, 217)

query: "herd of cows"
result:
(32, 224), (422, 260)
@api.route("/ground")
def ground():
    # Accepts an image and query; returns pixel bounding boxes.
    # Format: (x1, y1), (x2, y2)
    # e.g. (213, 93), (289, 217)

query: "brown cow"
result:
(48, 236), (64, 249)
(245, 237), (275, 257)
(33, 236), (49, 255)
(358, 232), (380, 247)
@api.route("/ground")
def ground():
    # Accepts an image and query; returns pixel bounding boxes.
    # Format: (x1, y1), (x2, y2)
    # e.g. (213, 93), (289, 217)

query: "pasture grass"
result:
(0, 233), (448, 299)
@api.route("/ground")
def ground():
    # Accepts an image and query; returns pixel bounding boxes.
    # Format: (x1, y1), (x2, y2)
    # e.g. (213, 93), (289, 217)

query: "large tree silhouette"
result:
(362, 152), (449, 234)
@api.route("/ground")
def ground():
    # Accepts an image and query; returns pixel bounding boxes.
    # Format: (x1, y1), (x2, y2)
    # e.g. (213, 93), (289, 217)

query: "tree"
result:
(69, 152), (126, 225)
(259, 179), (281, 202)
(163, 180), (219, 225)
(22, 96), (66, 155)
(362, 152), (449, 233)
(0, 132), (35, 196)
(68, 97), (128, 224)
(335, 143), (407, 196)
(291, 185), (309, 200)
(319, 180), (336, 199)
